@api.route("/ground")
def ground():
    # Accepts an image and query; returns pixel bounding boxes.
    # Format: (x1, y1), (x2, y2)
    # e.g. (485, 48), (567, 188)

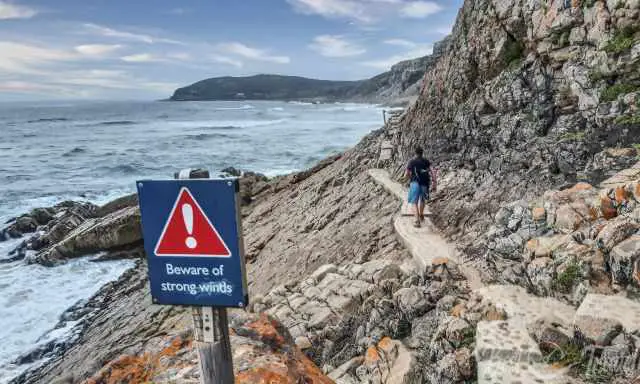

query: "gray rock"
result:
(610, 235), (640, 284)
(394, 287), (430, 317)
(596, 217), (639, 253)
(30, 206), (141, 265)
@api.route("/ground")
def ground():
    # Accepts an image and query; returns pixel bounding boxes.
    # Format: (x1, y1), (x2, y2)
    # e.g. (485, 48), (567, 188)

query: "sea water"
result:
(0, 99), (384, 381)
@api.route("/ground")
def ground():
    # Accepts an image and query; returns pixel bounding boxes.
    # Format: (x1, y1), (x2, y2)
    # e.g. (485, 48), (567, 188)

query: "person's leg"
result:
(408, 182), (421, 227)
(418, 200), (425, 222)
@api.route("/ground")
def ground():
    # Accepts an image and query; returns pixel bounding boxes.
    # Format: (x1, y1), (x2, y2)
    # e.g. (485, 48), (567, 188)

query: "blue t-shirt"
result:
(407, 157), (431, 186)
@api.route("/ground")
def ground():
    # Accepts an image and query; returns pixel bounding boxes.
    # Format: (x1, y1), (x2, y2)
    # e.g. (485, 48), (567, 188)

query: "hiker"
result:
(406, 146), (436, 228)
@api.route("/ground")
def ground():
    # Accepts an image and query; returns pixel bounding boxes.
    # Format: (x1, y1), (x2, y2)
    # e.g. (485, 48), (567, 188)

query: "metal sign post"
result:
(137, 168), (248, 384)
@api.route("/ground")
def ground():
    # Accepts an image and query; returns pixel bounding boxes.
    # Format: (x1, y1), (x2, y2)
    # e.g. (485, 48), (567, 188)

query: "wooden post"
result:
(176, 168), (235, 384)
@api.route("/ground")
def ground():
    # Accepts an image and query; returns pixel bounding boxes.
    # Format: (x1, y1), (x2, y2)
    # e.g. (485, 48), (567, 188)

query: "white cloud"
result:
(383, 38), (417, 48)
(287, 0), (443, 23)
(217, 42), (290, 64)
(0, 1), (37, 20)
(83, 23), (183, 45)
(121, 53), (162, 63)
(75, 44), (122, 56)
(399, 1), (442, 18)
(309, 35), (366, 57)
(0, 41), (74, 75)
(362, 43), (432, 69)
(211, 55), (244, 68)
(167, 52), (192, 61)
(286, 0), (371, 22)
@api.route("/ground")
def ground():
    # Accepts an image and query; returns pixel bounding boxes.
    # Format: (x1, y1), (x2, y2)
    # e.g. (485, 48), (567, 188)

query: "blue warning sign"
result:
(136, 179), (248, 307)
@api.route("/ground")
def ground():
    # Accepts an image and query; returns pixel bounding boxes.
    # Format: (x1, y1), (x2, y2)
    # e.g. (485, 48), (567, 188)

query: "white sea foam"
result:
(0, 250), (134, 383)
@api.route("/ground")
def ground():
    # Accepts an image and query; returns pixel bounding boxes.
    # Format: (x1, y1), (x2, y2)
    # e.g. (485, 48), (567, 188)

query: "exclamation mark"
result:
(182, 203), (198, 249)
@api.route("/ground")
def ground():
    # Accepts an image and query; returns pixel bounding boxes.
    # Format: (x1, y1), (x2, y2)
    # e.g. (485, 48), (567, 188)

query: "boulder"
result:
(610, 235), (640, 284)
(574, 315), (623, 346)
(555, 205), (584, 232)
(30, 206), (142, 265)
(394, 287), (430, 317)
(95, 194), (138, 217)
(527, 257), (555, 294)
(527, 316), (573, 353)
(596, 217), (639, 253)
(525, 235), (567, 259)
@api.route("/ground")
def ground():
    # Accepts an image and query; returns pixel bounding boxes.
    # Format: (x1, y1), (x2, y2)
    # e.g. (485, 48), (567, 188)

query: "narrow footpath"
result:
(367, 168), (587, 383)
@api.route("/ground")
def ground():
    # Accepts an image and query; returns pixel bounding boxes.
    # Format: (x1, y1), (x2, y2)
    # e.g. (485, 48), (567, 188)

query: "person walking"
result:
(405, 147), (435, 227)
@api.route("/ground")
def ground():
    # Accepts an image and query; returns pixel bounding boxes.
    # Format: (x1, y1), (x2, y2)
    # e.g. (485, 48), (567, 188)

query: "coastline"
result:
(5, 125), (397, 383)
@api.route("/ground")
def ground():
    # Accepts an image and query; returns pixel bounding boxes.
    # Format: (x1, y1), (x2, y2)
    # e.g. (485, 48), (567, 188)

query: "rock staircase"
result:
(366, 169), (640, 383)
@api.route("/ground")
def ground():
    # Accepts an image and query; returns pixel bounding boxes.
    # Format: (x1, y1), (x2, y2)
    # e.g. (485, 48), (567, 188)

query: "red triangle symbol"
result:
(154, 187), (231, 257)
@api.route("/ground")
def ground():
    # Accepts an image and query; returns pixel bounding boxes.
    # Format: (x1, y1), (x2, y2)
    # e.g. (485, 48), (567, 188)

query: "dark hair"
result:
(415, 147), (424, 157)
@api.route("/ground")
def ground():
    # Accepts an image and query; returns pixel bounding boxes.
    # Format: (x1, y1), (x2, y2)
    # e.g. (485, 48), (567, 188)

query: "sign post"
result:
(137, 168), (247, 384)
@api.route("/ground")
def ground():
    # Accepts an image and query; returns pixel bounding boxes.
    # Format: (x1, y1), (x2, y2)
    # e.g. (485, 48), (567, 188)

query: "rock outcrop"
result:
(393, 0), (640, 257)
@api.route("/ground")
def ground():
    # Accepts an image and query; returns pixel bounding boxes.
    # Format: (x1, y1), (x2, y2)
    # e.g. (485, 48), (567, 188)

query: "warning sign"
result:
(155, 187), (231, 257)
(136, 179), (248, 308)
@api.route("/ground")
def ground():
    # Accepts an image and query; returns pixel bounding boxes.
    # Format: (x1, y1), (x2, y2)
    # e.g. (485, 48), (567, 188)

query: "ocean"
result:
(0, 100), (385, 382)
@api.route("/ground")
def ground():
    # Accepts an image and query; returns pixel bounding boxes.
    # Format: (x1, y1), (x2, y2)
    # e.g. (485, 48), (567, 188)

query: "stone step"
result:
(475, 320), (542, 363)
(474, 285), (576, 325)
(574, 294), (640, 343)
(477, 360), (576, 384)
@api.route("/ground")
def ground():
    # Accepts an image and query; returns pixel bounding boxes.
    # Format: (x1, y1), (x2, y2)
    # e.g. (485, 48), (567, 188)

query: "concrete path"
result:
(368, 169), (581, 383)
(474, 285), (579, 384)
(367, 169), (483, 290)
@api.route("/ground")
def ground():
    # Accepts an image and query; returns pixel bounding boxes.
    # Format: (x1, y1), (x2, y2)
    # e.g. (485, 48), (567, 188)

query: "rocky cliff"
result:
(395, 0), (640, 258)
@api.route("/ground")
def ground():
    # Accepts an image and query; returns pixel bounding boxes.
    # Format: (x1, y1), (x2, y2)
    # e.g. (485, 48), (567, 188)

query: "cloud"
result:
(362, 43), (433, 69)
(167, 8), (190, 15)
(309, 35), (366, 57)
(0, 41), (74, 75)
(211, 55), (243, 68)
(217, 42), (290, 64)
(83, 23), (183, 45)
(121, 53), (162, 63)
(167, 52), (192, 61)
(398, 1), (442, 18)
(287, 0), (443, 23)
(75, 44), (122, 56)
(0, 1), (37, 20)
(383, 38), (417, 48)
(286, 0), (371, 22)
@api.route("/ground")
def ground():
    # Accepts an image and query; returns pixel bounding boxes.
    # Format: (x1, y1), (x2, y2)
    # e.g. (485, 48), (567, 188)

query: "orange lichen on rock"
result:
(600, 197), (618, 220)
(83, 335), (192, 384)
(451, 303), (466, 317)
(532, 207), (546, 222)
(232, 312), (334, 384)
(365, 346), (381, 366)
(245, 314), (287, 348)
(615, 186), (629, 203)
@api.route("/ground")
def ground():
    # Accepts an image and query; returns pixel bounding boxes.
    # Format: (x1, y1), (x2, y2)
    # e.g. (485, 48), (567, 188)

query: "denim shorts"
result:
(408, 181), (429, 204)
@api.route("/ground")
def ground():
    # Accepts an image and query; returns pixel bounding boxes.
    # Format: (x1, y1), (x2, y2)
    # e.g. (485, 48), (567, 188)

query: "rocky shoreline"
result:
(3, 0), (640, 383)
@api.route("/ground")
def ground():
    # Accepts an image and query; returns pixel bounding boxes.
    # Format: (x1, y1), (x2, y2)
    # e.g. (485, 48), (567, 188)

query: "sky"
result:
(0, 0), (462, 100)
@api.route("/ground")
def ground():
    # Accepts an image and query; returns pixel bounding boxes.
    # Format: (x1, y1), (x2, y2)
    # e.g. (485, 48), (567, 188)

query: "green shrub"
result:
(604, 27), (638, 54)
(583, 0), (596, 7)
(601, 83), (639, 102)
(552, 260), (582, 293)
(615, 115), (640, 125)
(504, 39), (524, 66)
